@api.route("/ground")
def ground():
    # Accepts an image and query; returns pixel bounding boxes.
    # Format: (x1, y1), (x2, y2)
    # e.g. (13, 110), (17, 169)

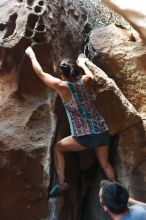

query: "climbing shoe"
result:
(48, 181), (70, 198)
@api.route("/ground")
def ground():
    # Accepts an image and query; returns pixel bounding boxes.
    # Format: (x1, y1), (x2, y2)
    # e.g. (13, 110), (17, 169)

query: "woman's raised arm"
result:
(25, 47), (62, 91)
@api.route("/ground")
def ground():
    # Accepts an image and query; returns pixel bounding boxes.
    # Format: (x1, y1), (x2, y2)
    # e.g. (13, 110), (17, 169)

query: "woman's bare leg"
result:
(54, 136), (85, 183)
(95, 145), (116, 181)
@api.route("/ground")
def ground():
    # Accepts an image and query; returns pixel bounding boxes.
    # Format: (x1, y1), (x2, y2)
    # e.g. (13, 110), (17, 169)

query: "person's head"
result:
(99, 180), (129, 215)
(59, 58), (80, 81)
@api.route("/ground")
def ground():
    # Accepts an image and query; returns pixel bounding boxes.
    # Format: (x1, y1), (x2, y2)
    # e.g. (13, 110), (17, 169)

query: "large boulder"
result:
(102, 0), (146, 41)
(81, 54), (141, 135)
(0, 1), (146, 220)
(90, 23), (146, 115)
(82, 21), (146, 220)
(0, 0), (85, 220)
(117, 121), (146, 201)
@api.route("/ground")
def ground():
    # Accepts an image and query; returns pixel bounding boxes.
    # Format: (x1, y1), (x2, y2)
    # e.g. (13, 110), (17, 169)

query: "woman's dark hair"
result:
(100, 180), (129, 214)
(59, 58), (80, 79)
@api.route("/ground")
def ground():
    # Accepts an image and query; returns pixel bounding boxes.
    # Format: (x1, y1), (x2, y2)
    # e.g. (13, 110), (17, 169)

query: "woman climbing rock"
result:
(25, 47), (116, 197)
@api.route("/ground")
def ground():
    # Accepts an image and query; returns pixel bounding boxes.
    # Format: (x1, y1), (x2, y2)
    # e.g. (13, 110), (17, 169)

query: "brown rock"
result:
(87, 22), (146, 211)
(82, 54), (141, 135)
(117, 121), (146, 201)
(0, 0), (85, 219)
(102, 0), (146, 41)
(90, 23), (146, 114)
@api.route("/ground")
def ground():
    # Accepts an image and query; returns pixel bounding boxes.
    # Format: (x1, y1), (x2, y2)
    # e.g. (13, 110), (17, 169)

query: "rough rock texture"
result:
(81, 22), (146, 220)
(102, 0), (146, 41)
(117, 121), (146, 201)
(0, 1), (146, 220)
(83, 55), (141, 135)
(0, 0), (85, 220)
(80, 0), (129, 29)
(90, 24), (146, 114)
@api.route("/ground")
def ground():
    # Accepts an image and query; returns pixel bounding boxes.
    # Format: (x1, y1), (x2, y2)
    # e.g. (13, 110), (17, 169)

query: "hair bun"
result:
(60, 58), (79, 79)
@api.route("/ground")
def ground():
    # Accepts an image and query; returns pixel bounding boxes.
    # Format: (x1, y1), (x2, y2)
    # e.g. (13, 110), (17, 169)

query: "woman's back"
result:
(62, 78), (108, 136)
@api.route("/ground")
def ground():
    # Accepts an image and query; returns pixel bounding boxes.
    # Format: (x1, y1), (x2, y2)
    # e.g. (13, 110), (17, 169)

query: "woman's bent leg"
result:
(54, 136), (85, 183)
(95, 145), (116, 181)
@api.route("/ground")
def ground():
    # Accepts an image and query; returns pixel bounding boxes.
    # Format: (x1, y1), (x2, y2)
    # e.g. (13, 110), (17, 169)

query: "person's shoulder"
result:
(121, 205), (146, 220)
(129, 204), (146, 217)
(131, 204), (146, 210)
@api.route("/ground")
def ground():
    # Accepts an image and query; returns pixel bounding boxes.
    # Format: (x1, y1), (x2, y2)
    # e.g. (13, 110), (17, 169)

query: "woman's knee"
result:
(54, 141), (65, 153)
(54, 142), (61, 152)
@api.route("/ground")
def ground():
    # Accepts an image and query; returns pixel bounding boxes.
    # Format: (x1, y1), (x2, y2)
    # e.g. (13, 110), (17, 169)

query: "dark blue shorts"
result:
(73, 130), (109, 148)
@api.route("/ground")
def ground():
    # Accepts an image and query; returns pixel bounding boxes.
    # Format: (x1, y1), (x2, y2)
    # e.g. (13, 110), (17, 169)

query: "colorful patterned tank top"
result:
(62, 79), (108, 137)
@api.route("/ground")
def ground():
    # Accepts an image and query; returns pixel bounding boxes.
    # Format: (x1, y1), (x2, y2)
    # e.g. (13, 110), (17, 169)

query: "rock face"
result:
(102, 0), (146, 41)
(0, 0), (85, 220)
(84, 22), (146, 219)
(82, 55), (141, 135)
(90, 23), (146, 114)
(0, 1), (146, 220)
